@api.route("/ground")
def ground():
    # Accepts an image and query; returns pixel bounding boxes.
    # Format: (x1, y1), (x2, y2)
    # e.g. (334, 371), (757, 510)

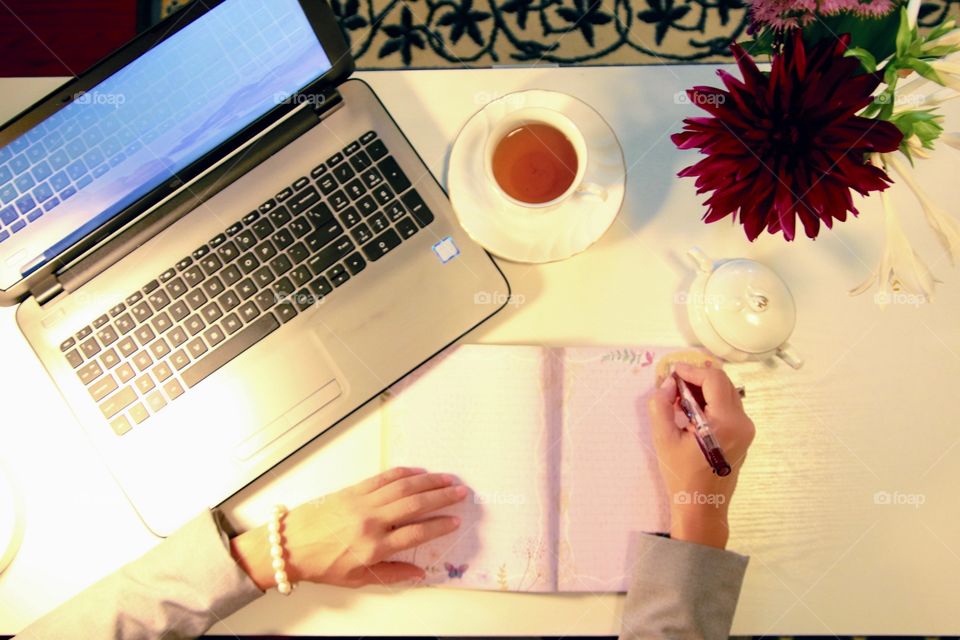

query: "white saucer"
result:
(448, 90), (626, 263)
(0, 464), (23, 575)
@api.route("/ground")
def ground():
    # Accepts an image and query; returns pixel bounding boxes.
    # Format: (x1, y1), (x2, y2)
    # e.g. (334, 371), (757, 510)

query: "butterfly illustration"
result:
(444, 562), (469, 579)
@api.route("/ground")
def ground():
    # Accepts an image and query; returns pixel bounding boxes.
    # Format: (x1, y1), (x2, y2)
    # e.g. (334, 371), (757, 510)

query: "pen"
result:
(672, 371), (732, 477)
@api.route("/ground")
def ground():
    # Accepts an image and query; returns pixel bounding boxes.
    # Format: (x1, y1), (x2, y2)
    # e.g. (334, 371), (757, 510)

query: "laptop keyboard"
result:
(57, 131), (435, 437)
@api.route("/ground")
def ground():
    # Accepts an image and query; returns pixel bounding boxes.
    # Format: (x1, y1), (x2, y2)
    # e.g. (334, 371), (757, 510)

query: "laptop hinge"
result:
(312, 86), (343, 118)
(32, 273), (64, 306)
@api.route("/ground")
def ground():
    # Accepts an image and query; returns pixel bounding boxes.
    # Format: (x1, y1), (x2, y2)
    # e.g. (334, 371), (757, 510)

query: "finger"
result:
(350, 467), (426, 495)
(380, 485), (468, 525)
(360, 561), (425, 586)
(368, 472), (456, 506)
(385, 515), (461, 553)
(675, 363), (737, 406)
(647, 376), (682, 444)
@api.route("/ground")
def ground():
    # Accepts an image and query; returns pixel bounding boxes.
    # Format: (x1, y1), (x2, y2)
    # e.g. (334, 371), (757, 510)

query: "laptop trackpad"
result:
(233, 378), (341, 460)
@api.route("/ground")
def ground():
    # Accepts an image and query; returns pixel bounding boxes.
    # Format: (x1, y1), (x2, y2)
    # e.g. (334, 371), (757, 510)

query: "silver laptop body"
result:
(2, 0), (509, 535)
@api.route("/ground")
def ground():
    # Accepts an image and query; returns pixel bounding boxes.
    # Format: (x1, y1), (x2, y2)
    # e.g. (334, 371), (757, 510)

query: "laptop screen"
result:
(0, 0), (332, 290)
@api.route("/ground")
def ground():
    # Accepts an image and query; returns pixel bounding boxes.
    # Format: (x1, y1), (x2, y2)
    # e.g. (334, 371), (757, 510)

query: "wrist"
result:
(230, 526), (277, 591)
(669, 507), (729, 549)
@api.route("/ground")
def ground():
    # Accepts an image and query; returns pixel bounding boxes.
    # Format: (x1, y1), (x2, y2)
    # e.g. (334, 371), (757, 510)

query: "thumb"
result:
(362, 561), (425, 585)
(648, 375), (681, 443)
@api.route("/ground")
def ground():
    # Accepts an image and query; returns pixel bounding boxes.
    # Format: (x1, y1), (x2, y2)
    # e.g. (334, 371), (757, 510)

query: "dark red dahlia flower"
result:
(671, 31), (903, 241)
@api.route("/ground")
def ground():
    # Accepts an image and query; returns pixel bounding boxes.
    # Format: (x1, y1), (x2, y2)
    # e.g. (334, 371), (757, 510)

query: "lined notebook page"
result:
(557, 346), (672, 592)
(381, 344), (557, 591)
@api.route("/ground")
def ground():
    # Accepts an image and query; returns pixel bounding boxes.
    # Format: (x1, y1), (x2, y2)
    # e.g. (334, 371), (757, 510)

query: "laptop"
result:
(0, 0), (510, 536)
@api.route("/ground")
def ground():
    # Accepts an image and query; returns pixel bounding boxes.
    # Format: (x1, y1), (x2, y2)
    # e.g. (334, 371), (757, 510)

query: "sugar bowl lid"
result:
(702, 258), (797, 355)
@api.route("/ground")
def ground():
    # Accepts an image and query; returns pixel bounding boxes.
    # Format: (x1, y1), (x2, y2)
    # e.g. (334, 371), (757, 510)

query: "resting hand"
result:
(230, 467), (466, 589)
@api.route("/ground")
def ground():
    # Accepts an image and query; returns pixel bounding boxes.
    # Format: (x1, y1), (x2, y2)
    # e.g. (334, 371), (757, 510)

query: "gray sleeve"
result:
(15, 510), (264, 640)
(619, 534), (748, 640)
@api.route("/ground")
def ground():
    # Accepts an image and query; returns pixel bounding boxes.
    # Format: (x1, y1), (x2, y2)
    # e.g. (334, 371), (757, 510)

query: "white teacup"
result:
(483, 107), (607, 210)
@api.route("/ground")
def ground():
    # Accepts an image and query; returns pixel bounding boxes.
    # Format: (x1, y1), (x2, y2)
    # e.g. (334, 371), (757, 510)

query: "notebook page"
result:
(557, 346), (672, 592)
(381, 344), (558, 592)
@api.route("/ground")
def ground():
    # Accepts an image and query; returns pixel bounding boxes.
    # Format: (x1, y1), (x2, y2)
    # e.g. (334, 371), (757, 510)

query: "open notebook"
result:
(376, 344), (674, 592)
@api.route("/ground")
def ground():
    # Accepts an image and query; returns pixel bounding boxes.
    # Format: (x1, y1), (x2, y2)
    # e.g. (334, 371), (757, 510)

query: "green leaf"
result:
(895, 7), (913, 59)
(907, 57), (943, 83)
(845, 46), (878, 72)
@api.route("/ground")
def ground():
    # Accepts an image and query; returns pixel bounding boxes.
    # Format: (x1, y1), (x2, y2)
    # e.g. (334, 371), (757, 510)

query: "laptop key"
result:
(109, 415), (132, 436)
(117, 336), (137, 357)
(238, 254), (260, 274)
(269, 206), (292, 227)
(116, 362), (136, 383)
(116, 313), (136, 334)
(275, 303), (297, 324)
(360, 130), (377, 145)
(180, 313), (280, 389)
(187, 338), (207, 359)
(385, 200), (406, 222)
(304, 221), (343, 253)
(149, 338), (171, 359)
(289, 217), (312, 239)
(201, 301), (223, 324)
(340, 207), (362, 228)
(330, 191), (350, 212)
(167, 277), (188, 299)
(309, 277), (333, 298)
(327, 152), (344, 167)
(146, 391), (167, 413)
(182, 265), (205, 287)
(152, 361), (173, 382)
(306, 202), (334, 227)
(193, 245), (210, 260)
(176, 257), (193, 271)
(65, 349), (83, 369)
(76, 326), (93, 340)
(185, 315), (205, 337)
(345, 252), (366, 275)
(344, 141), (361, 156)
(135, 374), (155, 394)
(396, 217), (419, 239)
(202, 276), (225, 298)
(125, 291), (143, 306)
(97, 326), (119, 347)
(159, 268), (176, 283)
(269, 254), (293, 276)
(334, 163), (355, 183)
(255, 290), (276, 312)
(401, 190), (436, 227)
(129, 403), (149, 424)
(276, 186), (293, 202)
(310, 163), (329, 179)
(217, 241), (239, 262)
(378, 156), (412, 193)
(80, 338), (101, 359)
(220, 264), (242, 287)
(235, 229), (257, 251)
(152, 311), (173, 334)
(238, 301), (260, 323)
(77, 361), (103, 385)
(254, 243), (276, 266)
(350, 149), (372, 172)
(360, 167), (384, 190)
(242, 211), (260, 225)
(133, 351), (153, 372)
(204, 325), (226, 348)
(237, 278), (257, 300)
(185, 289), (207, 311)
(288, 187), (320, 214)
(92, 314), (110, 329)
(226, 221), (243, 236)
(362, 229), (402, 262)
(148, 289), (170, 312)
(366, 139), (388, 161)
(199, 254), (223, 276)
(328, 265), (350, 288)
(210, 233), (227, 248)
(258, 199), (277, 214)
(273, 229), (294, 251)
(218, 290), (241, 312)
(370, 213), (389, 233)
(164, 379), (184, 400)
(372, 184), (394, 206)
(294, 289), (313, 311)
(169, 301), (190, 322)
(131, 302), (153, 323)
(109, 302), (126, 317)
(308, 237), (355, 275)
(290, 265), (312, 287)
(142, 280), (160, 295)
(222, 313), (242, 335)
(170, 350), (190, 371)
(317, 175), (337, 195)
(99, 387), (137, 419)
(355, 195), (376, 217)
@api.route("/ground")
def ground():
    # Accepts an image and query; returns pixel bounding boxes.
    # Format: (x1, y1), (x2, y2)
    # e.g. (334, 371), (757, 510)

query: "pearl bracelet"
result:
(268, 504), (294, 595)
